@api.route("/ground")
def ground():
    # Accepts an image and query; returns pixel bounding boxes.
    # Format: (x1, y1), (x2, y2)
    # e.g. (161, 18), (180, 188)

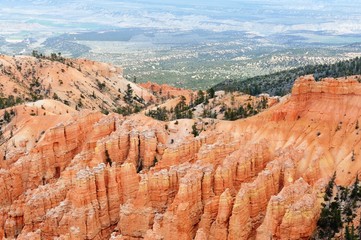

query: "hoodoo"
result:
(1, 66), (361, 239)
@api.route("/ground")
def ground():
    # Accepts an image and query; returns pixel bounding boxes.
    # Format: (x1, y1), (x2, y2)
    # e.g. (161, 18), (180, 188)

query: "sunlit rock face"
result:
(2, 69), (361, 239)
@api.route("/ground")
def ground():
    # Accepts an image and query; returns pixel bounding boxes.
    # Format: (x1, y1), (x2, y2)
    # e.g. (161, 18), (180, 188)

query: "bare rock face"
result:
(209, 189), (233, 240)
(2, 75), (361, 239)
(256, 178), (324, 240)
(139, 81), (194, 102)
(292, 75), (361, 96)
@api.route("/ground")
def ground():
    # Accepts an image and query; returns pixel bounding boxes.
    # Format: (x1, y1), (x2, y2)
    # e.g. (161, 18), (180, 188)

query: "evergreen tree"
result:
(325, 172), (336, 201)
(207, 88), (215, 98)
(146, 107), (169, 121)
(345, 226), (351, 240)
(124, 84), (134, 104)
(174, 96), (189, 119)
(192, 123), (199, 137)
(194, 90), (205, 105)
(350, 175), (359, 200)
(3, 109), (11, 123)
(351, 225), (356, 240)
(316, 172), (342, 239)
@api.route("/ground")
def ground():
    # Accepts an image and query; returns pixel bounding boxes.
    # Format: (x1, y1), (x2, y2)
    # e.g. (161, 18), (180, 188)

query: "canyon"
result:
(1, 56), (361, 239)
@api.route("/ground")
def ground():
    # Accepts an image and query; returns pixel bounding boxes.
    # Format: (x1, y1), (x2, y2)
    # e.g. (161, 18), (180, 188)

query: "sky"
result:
(1, 0), (361, 38)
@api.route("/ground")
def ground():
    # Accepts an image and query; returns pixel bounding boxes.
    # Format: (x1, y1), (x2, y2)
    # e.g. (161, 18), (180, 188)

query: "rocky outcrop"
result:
(256, 178), (323, 239)
(209, 189), (233, 240)
(292, 75), (361, 96)
(1, 75), (361, 239)
(139, 82), (194, 101)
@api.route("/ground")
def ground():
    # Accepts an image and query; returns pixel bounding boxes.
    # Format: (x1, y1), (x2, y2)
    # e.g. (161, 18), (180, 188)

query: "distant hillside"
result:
(0, 54), (203, 118)
(0, 54), (156, 112)
(213, 57), (361, 96)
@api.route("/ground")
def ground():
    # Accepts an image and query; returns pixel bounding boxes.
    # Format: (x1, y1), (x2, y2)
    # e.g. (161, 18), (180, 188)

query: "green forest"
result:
(213, 57), (361, 96)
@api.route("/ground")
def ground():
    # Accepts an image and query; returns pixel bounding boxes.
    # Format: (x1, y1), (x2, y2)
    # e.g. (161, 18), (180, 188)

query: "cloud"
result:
(1, 0), (361, 38)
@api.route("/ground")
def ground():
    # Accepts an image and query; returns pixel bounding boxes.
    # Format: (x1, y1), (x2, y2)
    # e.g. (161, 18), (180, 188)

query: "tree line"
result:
(213, 57), (361, 96)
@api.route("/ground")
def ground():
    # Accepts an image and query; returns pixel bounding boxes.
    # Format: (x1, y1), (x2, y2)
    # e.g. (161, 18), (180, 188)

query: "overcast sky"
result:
(1, 0), (361, 37)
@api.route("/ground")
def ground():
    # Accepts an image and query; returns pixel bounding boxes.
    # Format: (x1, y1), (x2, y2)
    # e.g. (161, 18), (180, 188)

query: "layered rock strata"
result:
(1, 76), (361, 239)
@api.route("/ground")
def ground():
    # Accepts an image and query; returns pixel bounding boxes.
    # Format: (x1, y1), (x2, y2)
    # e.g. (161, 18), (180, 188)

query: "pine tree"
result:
(124, 84), (133, 104)
(195, 90), (205, 105)
(3, 109), (11, 123)
(325, 172), (336, 201)
(345, 226), (351, 240)
(174, 96), (188, 119)
(351, 225), (356, 240)
(192, 123), (199, 137)
(207, 88), (215, 98)
(316, 171), (341, 239)
(350, 175), (359, 200)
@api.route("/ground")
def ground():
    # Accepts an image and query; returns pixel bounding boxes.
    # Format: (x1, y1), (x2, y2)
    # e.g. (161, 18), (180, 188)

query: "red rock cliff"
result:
(1, 75), (361, 239)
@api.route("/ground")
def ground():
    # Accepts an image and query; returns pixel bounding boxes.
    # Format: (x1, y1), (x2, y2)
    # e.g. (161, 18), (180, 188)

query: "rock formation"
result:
(1, 61), (361, 239)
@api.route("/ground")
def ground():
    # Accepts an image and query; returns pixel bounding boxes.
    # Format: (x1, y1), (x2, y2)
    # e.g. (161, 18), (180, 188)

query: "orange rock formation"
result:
(1, 67), (361, 239)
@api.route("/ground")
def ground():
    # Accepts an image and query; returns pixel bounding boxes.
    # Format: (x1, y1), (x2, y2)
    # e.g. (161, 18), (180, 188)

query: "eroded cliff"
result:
(1, 75), (361, 239)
